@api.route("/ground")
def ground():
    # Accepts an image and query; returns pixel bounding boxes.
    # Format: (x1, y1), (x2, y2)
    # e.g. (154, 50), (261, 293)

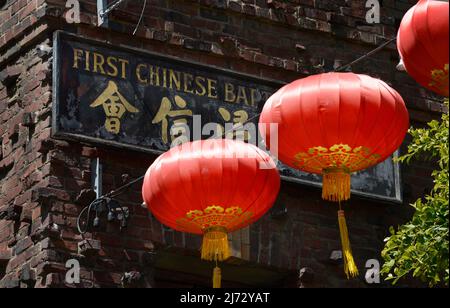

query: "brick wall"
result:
(0, 0), (444, 288)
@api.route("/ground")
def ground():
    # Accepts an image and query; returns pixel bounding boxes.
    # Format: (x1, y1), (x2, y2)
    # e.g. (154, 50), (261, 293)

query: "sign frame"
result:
(52, 31), (403, 204)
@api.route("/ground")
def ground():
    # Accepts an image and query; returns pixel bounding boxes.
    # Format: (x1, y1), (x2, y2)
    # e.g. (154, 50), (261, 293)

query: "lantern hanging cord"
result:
(219, 37), (398, 139)
(107, 175), (145, 199)
(77, 175), (144, 234)
(75, 35), (398, 234)
(334, 37), (397, 72)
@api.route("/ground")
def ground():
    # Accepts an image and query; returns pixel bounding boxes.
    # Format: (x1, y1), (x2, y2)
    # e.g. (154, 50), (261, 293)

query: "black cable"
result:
(76, 176), (144, 234)
(77, 198), (105, 234)
(117, 206), (128, 229)
(219, 38), (398, 138)
(100, 0), (127, 18)
(76, 35), (397, 235)
(107, 175), (145, 199)
(334, 37), (397, 72)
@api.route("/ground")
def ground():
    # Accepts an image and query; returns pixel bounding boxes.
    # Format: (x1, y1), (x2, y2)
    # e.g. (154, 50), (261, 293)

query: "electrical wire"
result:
(76, 35), (397, 234)
(107, 175), (145, 199)
(99, 0), (147, 36)
(219, 37), (398, 138)
(334, 37), (397, 72)
(77, 198), (105, 234)
(100, 0), (127, 18)
(133, 0), (147, 36)
(76, 176), (144, 234)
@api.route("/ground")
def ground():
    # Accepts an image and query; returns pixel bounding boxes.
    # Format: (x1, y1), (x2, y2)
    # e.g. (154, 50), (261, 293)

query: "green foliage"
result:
(381, 100), (449, 287)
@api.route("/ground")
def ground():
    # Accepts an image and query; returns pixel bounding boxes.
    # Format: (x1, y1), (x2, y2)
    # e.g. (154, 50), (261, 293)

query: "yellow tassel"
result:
(322, 168), (351, 202)
(338, 210), (359, 278)
(213, 266), (221, 288)
(201, 227), (230, 262)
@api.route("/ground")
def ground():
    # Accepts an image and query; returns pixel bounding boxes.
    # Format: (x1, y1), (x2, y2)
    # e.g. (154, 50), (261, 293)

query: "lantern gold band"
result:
(176, 205), (253, 234)
(323, 166), (351, 175)
(293, 144), (381, 174)
(204, 226), (228, 234)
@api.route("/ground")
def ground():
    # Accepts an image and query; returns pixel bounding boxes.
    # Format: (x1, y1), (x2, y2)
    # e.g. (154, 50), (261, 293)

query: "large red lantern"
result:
(397, 0), (449, 96)
(142, 139), (280, 287)
(259, 72), (409, 278)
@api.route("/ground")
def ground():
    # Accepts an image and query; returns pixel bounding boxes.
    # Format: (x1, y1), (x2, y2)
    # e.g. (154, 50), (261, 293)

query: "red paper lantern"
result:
(397, 0), (449, 96)
(142, 139), (280, 287)
(259, 72), (409, 277)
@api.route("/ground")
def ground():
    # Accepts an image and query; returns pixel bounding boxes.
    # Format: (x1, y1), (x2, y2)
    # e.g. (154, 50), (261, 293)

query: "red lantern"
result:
(397, 0), (449, 96)
(259, 72), (409, 278)
(142, 139), (280, 287)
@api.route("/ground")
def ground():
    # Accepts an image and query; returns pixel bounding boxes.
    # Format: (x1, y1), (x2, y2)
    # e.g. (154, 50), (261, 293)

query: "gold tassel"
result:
(201, 226), (230, 261)
(322, 168), (351, 202)
(338, 210), (359, 278)
(212, 266), (221, 288)
(201, 227), (229, 288)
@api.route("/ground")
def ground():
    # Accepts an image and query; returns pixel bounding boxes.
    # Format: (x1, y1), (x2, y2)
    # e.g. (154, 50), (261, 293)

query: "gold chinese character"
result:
(218, 107), (251, 141)
(152, 95), (193, 144)
(90, 81), (139, 134)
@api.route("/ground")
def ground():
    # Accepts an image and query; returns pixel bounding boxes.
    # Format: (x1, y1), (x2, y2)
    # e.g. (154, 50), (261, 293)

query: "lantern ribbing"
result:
(259, 72), (409, 278)
(142, 139), (280, 288)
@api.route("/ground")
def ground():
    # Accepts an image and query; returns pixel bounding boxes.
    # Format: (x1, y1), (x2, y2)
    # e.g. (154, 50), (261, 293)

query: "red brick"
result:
(0, 0), (439, 289)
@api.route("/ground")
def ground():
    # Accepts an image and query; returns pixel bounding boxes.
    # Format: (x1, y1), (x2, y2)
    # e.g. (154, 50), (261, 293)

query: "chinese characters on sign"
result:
(90, 81), (139, 134)
(66, 41), (269, 146)
(53, 32), (402, 202)
(152, 96), (192, 144)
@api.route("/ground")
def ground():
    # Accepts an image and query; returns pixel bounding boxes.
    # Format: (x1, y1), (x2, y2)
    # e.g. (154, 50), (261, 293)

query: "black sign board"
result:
(52, 31), (402, 203)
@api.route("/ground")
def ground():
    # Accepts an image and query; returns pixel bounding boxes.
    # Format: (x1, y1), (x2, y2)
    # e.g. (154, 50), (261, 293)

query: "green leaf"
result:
(381, 99), (449, 288)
